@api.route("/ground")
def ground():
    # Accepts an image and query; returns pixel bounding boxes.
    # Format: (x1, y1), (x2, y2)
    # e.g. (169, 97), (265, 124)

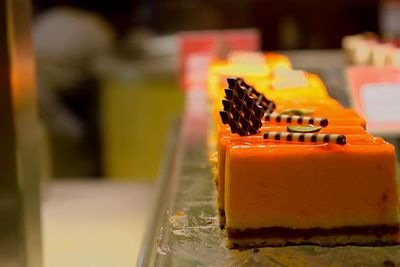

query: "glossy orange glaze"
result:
(216, 126), (372, 212)
(225, 140), (399, 229)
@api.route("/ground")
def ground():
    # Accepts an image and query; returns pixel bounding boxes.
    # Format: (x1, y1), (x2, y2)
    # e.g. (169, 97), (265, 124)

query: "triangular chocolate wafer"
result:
(220, 77), (264, 136)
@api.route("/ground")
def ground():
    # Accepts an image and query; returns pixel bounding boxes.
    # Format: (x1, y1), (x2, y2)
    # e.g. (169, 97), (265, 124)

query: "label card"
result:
(347, 66), (400, 134)
(361, 83), (400, 123)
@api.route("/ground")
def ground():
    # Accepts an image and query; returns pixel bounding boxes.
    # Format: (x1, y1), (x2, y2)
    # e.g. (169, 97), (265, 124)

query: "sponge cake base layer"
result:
(227, 224), (400, 248)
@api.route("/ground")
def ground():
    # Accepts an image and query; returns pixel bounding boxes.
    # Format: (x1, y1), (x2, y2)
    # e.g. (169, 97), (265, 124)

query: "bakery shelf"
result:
(138, 88), (400, 267)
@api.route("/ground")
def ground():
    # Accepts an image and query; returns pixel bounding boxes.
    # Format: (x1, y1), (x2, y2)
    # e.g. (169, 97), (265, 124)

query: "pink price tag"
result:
(179, 29), (260, 90)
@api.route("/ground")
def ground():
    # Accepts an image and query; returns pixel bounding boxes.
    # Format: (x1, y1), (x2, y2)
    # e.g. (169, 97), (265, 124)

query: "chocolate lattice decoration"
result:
(233, 77), (276, 113)
(220, 77), (265, 136)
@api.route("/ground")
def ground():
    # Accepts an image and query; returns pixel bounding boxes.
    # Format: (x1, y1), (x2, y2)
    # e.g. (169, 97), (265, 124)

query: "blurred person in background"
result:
(33, 5), (116, 177)
(32, 0), (151, 177)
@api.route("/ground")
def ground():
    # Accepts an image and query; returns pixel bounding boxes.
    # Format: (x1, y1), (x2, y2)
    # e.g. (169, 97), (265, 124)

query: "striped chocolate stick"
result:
(265, 113), (328, 127)
(263, 131), (347, 145)
(243, 84), (276, 113)
(264, 101), (276, 114)
(254, 93), (275, 114)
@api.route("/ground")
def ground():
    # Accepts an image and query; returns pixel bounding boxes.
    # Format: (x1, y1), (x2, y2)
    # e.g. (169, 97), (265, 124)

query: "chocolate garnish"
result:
(221, 77), (337, 140)
(265, 113), (329, 127)
(220, 78), (264, 136)
(228, 77), (276, 113)
(263, 131), (347, 145)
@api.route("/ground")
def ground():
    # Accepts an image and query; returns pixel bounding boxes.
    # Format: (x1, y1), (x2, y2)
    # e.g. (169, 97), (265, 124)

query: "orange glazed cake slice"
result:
(224, 136), (400, 247)
(213, 126), (370, 228)
(210, 71), (400, 248)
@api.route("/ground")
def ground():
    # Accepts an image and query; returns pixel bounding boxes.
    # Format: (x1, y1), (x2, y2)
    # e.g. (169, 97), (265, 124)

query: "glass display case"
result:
(138, 52), (400, 267)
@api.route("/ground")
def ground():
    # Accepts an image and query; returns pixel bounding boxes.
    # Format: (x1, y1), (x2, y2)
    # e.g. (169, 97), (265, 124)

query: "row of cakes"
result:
(207, 52), (400, 248)
(342, 32), (400, 66)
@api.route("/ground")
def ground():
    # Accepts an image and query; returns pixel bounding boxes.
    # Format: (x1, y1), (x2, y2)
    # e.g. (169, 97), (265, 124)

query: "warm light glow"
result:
(207, 51), (330, 119)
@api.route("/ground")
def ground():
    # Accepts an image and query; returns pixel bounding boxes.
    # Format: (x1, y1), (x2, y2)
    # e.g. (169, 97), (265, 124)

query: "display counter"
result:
(138, 51), (400, 266)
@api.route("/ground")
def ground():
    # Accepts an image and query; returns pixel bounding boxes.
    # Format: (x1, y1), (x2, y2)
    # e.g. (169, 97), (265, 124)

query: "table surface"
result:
(42, 180), (155, 267)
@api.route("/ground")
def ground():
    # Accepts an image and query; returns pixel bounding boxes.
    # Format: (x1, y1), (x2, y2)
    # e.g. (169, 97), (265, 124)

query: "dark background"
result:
(32, 0), (379, 50)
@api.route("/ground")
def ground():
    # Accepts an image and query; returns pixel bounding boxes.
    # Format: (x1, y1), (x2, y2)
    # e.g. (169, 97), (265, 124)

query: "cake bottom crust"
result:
(227, 224), (400, 248)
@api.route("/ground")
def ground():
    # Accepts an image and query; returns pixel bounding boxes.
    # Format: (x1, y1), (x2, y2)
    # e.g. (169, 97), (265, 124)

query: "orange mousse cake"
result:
(210, 73), (400, 248)
(225, 137), (399, 247)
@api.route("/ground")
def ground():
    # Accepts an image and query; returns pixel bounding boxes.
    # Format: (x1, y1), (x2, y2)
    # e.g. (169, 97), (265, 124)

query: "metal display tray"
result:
(138, 89), (400, 267)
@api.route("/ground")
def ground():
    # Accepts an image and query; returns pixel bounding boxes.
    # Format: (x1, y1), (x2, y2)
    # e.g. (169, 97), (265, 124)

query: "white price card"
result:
(347, 66), (400, 134)
(361, 83), (400, 124)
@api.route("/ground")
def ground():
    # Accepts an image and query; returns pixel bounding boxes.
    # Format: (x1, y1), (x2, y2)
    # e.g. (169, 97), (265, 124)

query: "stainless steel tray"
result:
(138, 90), (400, 267)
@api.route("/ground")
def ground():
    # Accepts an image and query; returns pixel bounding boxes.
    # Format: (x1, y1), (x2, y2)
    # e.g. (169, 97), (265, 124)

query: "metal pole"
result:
(0, 0), (42, 266)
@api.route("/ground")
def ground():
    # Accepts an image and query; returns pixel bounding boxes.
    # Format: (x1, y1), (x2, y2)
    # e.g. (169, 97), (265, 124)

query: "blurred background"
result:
(9, 0), (399, 266)
(31, 0), (400, 179)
